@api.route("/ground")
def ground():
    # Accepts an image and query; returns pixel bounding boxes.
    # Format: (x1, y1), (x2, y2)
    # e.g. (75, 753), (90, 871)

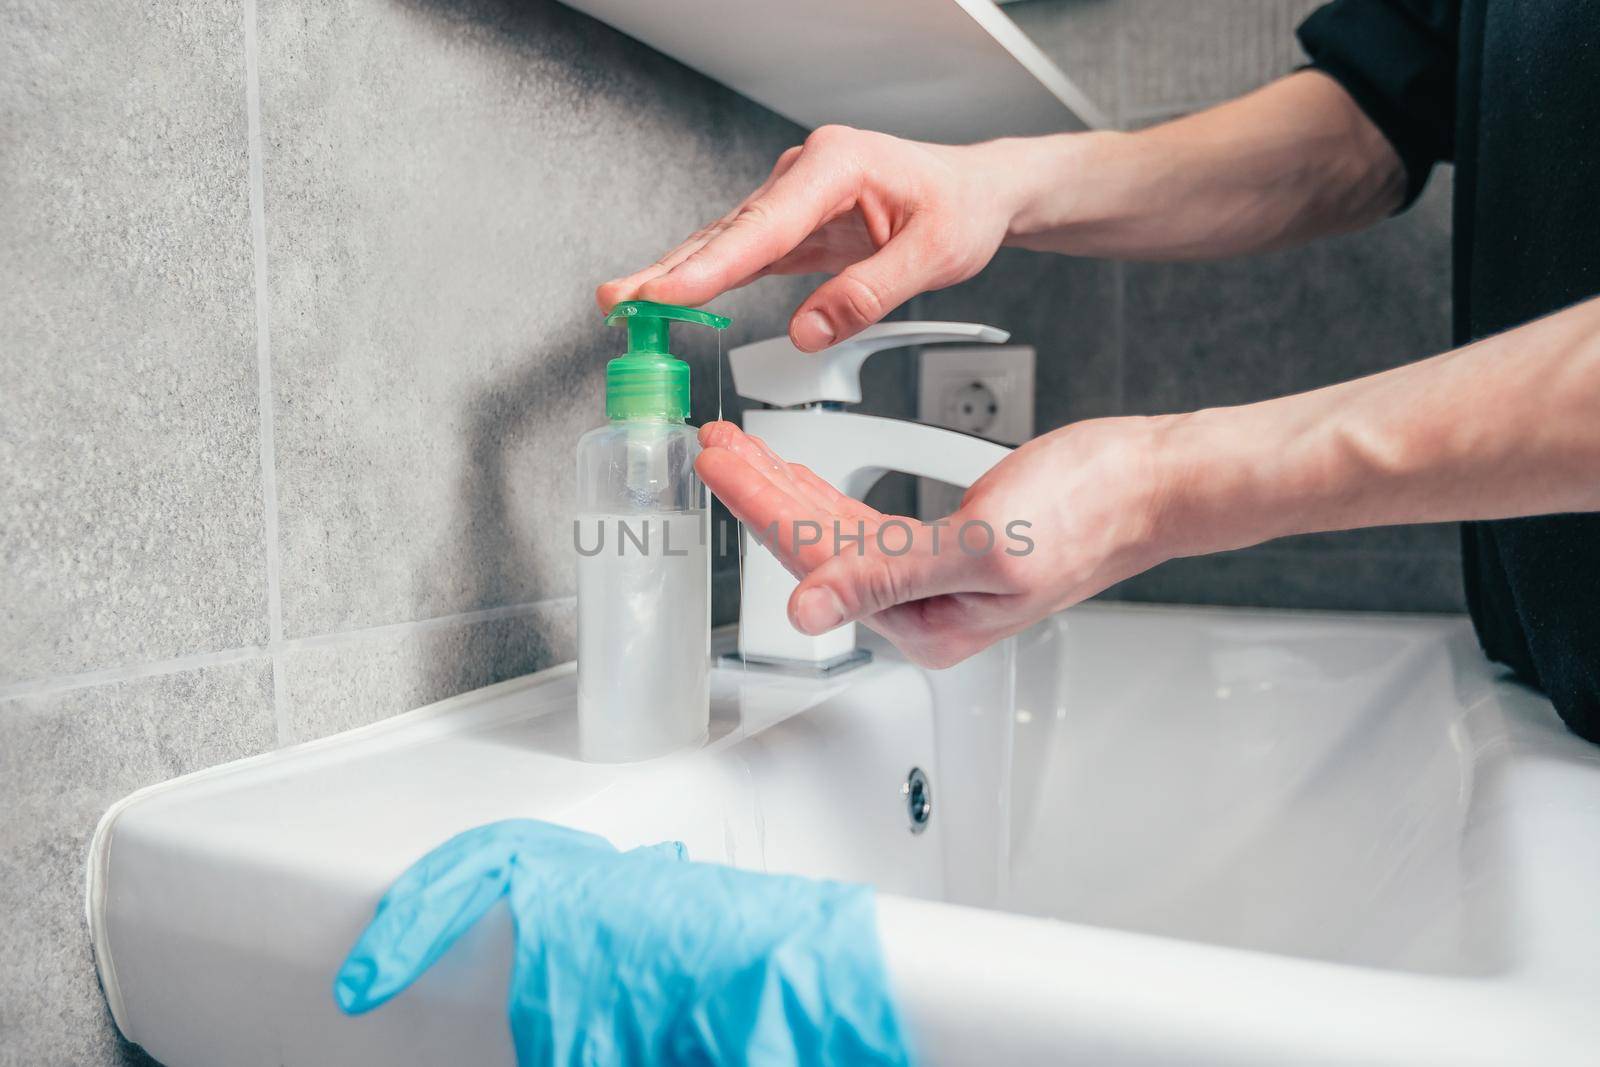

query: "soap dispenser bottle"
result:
(575, 300), (730, 763)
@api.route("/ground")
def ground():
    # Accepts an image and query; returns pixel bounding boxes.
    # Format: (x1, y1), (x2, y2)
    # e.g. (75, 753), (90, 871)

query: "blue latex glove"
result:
(334, 819), (911, 1067)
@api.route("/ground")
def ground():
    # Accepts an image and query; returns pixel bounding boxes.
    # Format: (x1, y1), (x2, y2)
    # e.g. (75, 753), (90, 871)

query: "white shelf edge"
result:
(563, 0), (1110, 144)
(955, 0), (1113, 131)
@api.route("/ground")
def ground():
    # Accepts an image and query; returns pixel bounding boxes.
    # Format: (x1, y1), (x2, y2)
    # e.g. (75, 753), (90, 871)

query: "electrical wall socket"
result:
(916, 344), (1035, 519)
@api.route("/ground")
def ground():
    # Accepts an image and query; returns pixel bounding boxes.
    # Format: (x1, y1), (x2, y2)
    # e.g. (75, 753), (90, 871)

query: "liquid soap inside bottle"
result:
(575, 301), (726, 763)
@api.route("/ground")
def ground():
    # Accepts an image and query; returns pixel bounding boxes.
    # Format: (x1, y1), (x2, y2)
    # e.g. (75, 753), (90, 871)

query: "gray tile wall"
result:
(936, 0), (1464, 612)
(3, 0), (1462, 1060)
(0, 0), (822, 1061)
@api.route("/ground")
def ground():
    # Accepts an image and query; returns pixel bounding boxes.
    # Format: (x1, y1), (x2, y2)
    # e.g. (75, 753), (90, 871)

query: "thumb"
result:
(786, 528), (981, 634)
(790, 222), (953, 351)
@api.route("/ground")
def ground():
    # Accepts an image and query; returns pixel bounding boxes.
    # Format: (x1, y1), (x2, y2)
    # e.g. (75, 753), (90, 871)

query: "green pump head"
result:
(602, 300), (731, 421)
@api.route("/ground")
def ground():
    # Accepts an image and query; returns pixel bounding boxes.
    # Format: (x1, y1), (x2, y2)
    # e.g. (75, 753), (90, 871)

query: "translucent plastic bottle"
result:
(575, 301), (728, 763)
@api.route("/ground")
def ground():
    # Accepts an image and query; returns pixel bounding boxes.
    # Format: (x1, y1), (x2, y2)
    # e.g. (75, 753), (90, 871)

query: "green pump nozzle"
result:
(602, 300), (731, 421)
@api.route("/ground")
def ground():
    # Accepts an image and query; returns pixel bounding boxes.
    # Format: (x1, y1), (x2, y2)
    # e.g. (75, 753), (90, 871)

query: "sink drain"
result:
(902, 767), (931, 835)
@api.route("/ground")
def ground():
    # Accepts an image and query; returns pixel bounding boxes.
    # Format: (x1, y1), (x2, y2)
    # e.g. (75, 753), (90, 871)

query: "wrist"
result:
(1146, 405), (1317, 560)
(966, 132), (1124, 247)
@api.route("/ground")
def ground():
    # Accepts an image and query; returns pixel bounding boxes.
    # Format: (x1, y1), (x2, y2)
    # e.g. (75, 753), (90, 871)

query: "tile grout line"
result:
(239, 0), (288, 744)
(1111, 23), (1127, 417)
(0, 647), (270, 704)
(0, 598), (576, 704)
(1112, 258), (1126, 416)
(1114, 12), (1127, 132)
(279, 598), (572, 654)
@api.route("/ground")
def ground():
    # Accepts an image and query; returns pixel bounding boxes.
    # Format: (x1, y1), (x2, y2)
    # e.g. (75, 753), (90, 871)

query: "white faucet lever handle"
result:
(728, 321), (1009, 408)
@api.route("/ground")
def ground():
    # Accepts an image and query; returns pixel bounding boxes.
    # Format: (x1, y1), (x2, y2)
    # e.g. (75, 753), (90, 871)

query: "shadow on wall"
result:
(399, 0), (920, 637)
(265, 0), (917, 706)
(403, 0), (598, 697)
(376, 0), (728, 688)
(459, 322), (595, 678)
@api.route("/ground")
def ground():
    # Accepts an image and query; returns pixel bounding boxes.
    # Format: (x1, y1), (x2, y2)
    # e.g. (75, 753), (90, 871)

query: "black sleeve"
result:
(1296, 0), (1460, 209)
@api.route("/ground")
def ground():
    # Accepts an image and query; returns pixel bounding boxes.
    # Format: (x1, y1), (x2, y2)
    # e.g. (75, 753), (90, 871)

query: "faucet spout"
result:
(770, 410), (1011, 499)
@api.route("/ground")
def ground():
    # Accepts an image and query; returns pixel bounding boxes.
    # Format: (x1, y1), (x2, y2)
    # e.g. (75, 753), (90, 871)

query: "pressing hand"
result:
(596, 126), (1021, 352)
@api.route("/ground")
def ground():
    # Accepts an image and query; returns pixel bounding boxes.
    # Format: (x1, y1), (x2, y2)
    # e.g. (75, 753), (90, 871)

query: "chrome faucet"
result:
(726, 321), (1014, 673)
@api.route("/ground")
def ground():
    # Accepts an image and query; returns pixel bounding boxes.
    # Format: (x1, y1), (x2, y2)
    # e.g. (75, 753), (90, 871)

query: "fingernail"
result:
(795, 587), (846, 634)
(795, 310), (835, 351)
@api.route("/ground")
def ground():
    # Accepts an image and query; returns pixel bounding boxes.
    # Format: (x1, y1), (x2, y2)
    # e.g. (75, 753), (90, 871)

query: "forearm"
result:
(1158, 297), (1600, 558)
(981, 70), (1405, 261)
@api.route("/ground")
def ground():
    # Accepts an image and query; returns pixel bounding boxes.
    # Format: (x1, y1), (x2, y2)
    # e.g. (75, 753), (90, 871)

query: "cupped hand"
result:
(596, 126), (1018, 352)
(696, 418), (1181, 668)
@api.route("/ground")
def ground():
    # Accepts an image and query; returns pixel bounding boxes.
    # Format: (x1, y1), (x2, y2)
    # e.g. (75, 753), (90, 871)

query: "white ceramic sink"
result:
(88, 604), (1600, 1064)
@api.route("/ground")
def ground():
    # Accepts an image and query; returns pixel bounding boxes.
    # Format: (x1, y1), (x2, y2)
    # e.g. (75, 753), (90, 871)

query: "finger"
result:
(789, 221), (951, 351)
(787, 463), (881, 523)
(864, 595), (991, 669)
(623, 206), (746, 283)
(597, 145), (808, 310)
(637, 149), (857, 309)
(801, 580), (1006, 670)
(710, 243), (862, 316)
(699, 422), (775, 471)
(598, 176), (770, 310)
(696, 447), (842, 575)
(649, 147), (805, 278)
(599, 208), (778, 308)
(699, 423), (804, 495)
(698, 419), (742, 449)
(698, 425), (856, 539)
(785, 531), (984, 636)
(597, 221), (728, 311)
(728, 430), (798, 485)
(700, 424), (879, 531)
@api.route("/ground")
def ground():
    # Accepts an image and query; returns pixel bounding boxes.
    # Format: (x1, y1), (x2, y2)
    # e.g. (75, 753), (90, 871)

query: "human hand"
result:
(596, 126), (1025, 352)
(696, 418), (1182, 668)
